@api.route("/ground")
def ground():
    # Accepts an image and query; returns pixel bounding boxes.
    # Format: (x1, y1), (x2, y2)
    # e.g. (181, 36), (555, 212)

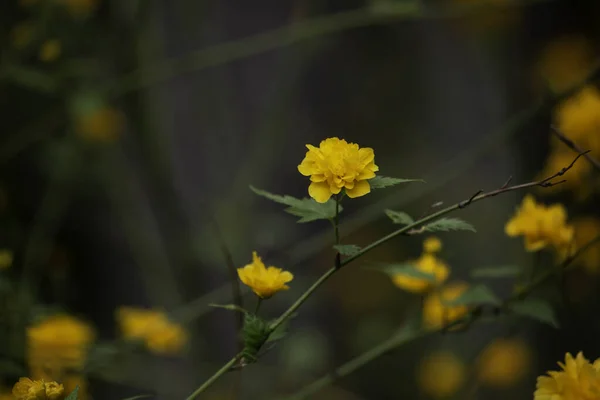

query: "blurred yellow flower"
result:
(505, 195), (574, 256)
(417, 351), (466, 398)
(298, 137), (379, 203)
(392, 237), (449, 294)
(39, 39), (61, 62)
(117, 307), (187, 354)
(28, 315), (95, 375)
(75, 107), (124, 142)
(538, 149), (592, 199)
(422, 282), (470, 330)
(12, 377), (64, 400)
(534, 352), (600, 400)
(477, 338), (532, 387)
(0, 249), (13, 270)
(11, 22), (35, 49)
(237, 251), (293, 299)
(572, 217), (600, 274)
(57, 0), (100, 18)
(535, 36), (594, 93)
(554, 86), (600, 150)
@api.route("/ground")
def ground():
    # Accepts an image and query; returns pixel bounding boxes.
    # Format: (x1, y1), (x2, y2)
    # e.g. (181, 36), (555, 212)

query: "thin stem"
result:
(334, 195), (340, 245)
(255, 298), (263, 315)
(551, 125), (600, 172)
(282, 234), (600, 400)
(184, 355), (241, 400)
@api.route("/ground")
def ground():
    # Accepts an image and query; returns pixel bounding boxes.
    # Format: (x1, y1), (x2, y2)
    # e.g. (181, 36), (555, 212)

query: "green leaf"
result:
(509, 298), (559, 328)
(250, 186), (341, 223)
(65, 386), (79, 400)
(372, 263), (436, 281)
(333, 244), (361, 256)
(385, 210), (414, 225)
(424, 218), (476, 233)
(267, 313), (297, 344)
(471, 265), (522, 279)
(369, 176), (425, 189)
(444, 284), (500, 307)
(208, 303), (248, 314)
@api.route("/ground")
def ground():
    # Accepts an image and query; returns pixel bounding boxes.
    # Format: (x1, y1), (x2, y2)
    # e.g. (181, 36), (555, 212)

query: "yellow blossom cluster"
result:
(392, 237), (449, 294)
(477, 338), (532, 387)
(237, 251), (293, 299)
(117, 307), (188, 354)
(12, 377), (64, 400)
(27, 315), (94, 399)
(534, 352), (600, 400)
(422, 282), (471, 330)
(505, 195), (574, 257)
(417, 351), (466, 398)
(298, 137), (379, 203)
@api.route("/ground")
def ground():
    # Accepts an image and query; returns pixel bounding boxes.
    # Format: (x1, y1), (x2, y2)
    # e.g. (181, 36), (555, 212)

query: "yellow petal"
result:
(345, 180), (370, 198)
(309, 181), (332, 203)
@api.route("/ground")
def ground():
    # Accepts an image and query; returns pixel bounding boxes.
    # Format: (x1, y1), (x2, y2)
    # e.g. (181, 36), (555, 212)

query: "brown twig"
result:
(550, 125), (600, 172)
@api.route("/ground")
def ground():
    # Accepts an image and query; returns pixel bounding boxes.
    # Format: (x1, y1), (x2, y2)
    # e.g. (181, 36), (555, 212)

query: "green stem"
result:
(184, 355), (241, 400)
(334, 195), (340, 245)
(255, 297), (263, 315)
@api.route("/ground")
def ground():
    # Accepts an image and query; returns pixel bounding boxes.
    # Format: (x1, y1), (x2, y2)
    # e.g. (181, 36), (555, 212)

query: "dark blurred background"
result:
(1, 0), (600, 399)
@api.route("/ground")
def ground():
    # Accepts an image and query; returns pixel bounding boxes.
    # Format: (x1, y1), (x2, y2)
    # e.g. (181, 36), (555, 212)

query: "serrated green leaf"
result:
(209, 303), (248, 314)
(471, 265), (522, 279)
(385, 209), (414, 225)
(509, 298), (559, 328)
(65, 386), (79, 400)
(250, 186), (341, 223)
(333, 244), (361, 256)
(424, 218), (476, 233)
(372, 263), (436, 281)
(444, 284), (500, 307)
(369, 176), (425, 189)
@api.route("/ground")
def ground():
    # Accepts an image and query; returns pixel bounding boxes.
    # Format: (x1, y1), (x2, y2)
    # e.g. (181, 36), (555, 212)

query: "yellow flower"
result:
(237, 251), (293, 298)
(554, 86), (600, 149)
(12, 378), (64, 400)
(75, 107), (124, 142)
(11, 22), (35, 49)
(505, 195), (575, 256)
(39, 39), (61, 62)
(534, 352), (600, 400)
(392, 237), (449, 294)
(27, 315), (95, 374)
(117, 307), (187, 354)
(572, 217), (600, 274)
(538, 149), (592, 199)
(57, 0), (100, 18)
(417, 351), (466, 398)
(535, 36), (594, 93)
(422, 282), (470, 330)
(0, 249), (13, 270)
(477, 338), (532, 387)
(298, 137), (379, 203)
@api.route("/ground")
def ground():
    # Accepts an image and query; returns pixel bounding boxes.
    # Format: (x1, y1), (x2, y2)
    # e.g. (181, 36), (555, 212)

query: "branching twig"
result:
(550, 125), (600, 172)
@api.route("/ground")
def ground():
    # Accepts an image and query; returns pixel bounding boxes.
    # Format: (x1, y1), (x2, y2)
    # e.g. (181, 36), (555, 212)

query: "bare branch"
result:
(550, 125), (600, 172)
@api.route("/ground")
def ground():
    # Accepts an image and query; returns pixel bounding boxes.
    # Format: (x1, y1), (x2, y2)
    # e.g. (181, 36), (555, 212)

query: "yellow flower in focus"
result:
(39, 39), (61, 62)
(298, 137), (379, 203)
(505, 195), (574, 256)
(117, 307), (187, 354)
(572, 217), (600, 274)
(57, 0), (100, 18)
(536, 36), (594, 93)
(534, 352), (600, 400)
(27, 315), (95, 374)
(417, 351), (466, 398)
(422, 282), (470, 330)
(12, 378), (64, 400)
(477, 338), (532, 387)
(237, 251), (293, 299)
(392, 237), (449, 294)
(75, 107), (124, 142)
(0, 249), (13, 270)
(11, 22), (35, 49)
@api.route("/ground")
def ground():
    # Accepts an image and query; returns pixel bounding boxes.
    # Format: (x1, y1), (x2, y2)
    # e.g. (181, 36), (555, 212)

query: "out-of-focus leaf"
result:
(121, 396), (152, 400)
(510, 298), (559, 328)
(370, 176), (424, 189)
(65, 386), (79, 400)
(385, 210), (414, 225)
(250, 186), (340, 223)
(471, 265), (521, 278)
(443, 284), (500, 306)
(333, 244), (361, 256)
(208, 303), (247, 314)
(267, 313), (297, 344)
(424, 218), (476, 233)
(371, 263), (435, 281)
